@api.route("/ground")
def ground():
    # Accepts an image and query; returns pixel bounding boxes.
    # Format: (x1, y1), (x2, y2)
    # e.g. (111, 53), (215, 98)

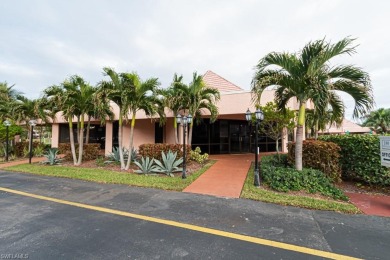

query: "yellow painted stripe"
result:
(0, 187), (360, 260)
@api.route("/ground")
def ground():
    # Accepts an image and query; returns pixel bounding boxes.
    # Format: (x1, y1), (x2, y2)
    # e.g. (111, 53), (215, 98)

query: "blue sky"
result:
(1, 0), (389, 121)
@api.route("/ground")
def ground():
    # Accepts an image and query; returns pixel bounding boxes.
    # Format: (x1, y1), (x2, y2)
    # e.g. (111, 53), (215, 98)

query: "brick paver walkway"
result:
(183, 154), (253, 198)
(0, 157), (47, 168)
(346, 192), (390, 217)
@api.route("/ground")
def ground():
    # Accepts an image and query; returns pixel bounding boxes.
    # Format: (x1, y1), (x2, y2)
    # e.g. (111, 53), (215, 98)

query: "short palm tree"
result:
(362, 108), (390, 134)
(252, 37), (373, 170)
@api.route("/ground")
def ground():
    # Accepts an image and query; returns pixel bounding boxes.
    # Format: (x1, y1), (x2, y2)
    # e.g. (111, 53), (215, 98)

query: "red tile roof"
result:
(202, 70), (244, 92)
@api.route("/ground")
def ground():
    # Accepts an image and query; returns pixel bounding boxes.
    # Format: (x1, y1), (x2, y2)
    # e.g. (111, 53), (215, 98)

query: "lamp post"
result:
(176, 113), (193, 179)
(246, 108), (264, 187)
(28, 119), (37, 164)
(3, 120), (11, 161)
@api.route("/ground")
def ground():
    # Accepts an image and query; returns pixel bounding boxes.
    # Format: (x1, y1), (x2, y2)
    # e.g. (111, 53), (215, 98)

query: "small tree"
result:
(258, 102), (295, 160)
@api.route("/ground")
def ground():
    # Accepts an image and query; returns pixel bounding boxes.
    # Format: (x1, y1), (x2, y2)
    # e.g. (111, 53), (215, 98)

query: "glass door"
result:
(230, 122), (251, 153)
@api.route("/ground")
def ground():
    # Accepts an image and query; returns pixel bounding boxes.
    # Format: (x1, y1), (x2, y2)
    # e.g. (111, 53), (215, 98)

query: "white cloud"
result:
(0, 0), (389, 118)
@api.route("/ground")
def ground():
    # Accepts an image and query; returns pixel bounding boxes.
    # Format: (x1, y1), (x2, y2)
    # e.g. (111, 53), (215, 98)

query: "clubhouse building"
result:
(50, 71), (370, 155)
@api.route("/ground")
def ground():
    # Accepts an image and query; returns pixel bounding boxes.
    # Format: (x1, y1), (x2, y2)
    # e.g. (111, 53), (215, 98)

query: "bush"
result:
(139, 143), (191, 161)
(261, 155), (347, 200)
(319, 135), (390, 186)
(14, 142), (47, 157)
(190, 147), (209, 164)
(58, 143), (101, 161)
(288, 140), (342, 182)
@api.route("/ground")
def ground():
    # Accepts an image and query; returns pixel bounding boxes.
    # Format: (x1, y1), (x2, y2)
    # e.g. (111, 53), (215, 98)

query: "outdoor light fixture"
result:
(3, 120), (11, 162)
(28, 119), (37, 164)
(176, 112), (193, 179)
(245, 108), (264, 187)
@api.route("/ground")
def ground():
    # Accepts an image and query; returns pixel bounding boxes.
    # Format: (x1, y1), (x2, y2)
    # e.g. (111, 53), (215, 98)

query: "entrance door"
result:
(230, 122), (250, 153)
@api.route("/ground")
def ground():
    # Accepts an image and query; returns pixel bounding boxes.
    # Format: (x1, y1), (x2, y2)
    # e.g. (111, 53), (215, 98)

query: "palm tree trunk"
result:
(295, 102), (306, 171)
(125, 112), (136, 170)
(68, 116), (77, 165)
(85, 115), (91, 144)
(173, 117), (179, 144)
(76, 115), (84, 165)
(188, 122), (193, 145)
(118, 113), (125, 170)
(314, 120), (319, 140)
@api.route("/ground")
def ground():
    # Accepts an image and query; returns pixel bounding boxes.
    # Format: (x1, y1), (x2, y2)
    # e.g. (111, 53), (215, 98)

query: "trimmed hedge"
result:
(319, 135), (390, 186)
(288, 140), (342, 183)
(139, 143), (191, 161)
(58, 143), (101, 161)
(261, 155), (348, 200)
(14, 142), (48, 157)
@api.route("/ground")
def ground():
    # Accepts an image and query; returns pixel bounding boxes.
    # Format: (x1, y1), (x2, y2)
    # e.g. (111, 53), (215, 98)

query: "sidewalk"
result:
(0, 157), (47, 169)
(183, 154), (253, 198)
(346, 192), (390, 217)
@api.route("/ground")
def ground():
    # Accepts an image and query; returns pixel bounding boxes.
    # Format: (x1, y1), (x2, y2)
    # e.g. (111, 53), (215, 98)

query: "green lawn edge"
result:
(3, 160), (216, 191)
(240, 165), (361, 214)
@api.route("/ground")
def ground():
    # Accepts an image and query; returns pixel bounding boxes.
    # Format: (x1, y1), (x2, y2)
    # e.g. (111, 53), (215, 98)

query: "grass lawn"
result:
(241, 165), (361, 214)
(4, 160), (215, 191)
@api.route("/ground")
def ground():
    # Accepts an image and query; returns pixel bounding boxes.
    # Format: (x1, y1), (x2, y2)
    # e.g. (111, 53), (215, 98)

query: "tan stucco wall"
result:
(121, 119), (155, 151)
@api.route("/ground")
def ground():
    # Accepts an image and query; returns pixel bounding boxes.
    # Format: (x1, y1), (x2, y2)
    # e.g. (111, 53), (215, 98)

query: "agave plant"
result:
(105, 146), (129, 163)
(130, 147), (138, 163)
(134, 156), (158, 174)
(154, 150), (183, 177)
(41, 148), (62, 165)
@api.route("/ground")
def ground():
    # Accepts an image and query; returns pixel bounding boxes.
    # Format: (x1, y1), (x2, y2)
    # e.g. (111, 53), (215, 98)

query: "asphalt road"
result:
(0, 171), (389, 259)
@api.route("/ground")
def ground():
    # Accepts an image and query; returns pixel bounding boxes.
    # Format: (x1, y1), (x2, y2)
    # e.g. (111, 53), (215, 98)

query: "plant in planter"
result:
(154, 150), (183, 177)
(134, 156), (158, 174)
(41, 148), (62, 165)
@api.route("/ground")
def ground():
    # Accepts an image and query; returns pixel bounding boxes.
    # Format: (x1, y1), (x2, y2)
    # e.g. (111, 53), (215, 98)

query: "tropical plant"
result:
(133, 156), (158, 174)
(154, 150), (183, 177)
(362, 108), (390, 134)
(105, 146), (129, 163)
(170, 72), (220, 144)
(41, 148), (62, 165)
(190, 147), (209, 165)
(43, 75), (95, 165)
(257, 102), (295, 158)
(0, 82), (21, 121)
(252, 37), (374, 170)
(123, 72), (165, 170)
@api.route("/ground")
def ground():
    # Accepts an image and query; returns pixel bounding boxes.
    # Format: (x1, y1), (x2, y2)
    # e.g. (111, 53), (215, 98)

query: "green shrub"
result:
(319, 135), (390, 186)
(139, 143), (190, 161)
(288, 140), (342, 182)
(14, 142), (47, 157)
(261, 155), (348, 200)
(58, 143), (101, 161)
(190, 147), (209, 164)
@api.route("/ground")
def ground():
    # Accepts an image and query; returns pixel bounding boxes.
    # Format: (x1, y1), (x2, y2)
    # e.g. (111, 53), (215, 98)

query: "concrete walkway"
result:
(183, 154), (253, 198)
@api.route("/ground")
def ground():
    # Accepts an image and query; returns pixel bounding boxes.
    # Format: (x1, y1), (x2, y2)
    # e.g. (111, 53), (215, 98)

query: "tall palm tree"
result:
(97, 67), (137, 169)
(362, 108), (390, 134)
(252, 37), (373, 170)
(124, 73), (164, 170)
(162, 74), (186, 144)
(173, 72), (220, 145)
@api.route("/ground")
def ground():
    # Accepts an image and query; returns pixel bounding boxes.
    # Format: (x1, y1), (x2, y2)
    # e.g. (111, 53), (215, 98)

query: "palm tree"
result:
(162, 74), (186, 144)
(252, 37), (373, 170)
(124, 73), (164, 170)
(43, 76), (94, 165)
(362, 108), (390, 134)
(0, 82), (21, 121)
(173, 72), (220, 145)
(97, 67), (138, 169)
